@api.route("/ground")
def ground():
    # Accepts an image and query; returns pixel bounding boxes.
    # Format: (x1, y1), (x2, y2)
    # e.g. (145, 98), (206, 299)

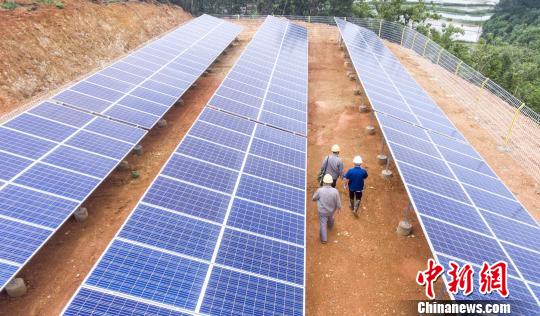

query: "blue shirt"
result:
(344, 167), (368, 192)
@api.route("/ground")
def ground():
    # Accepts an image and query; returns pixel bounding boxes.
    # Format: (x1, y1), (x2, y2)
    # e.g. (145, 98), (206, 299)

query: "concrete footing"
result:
(381, 169), (393, 179)
(117, 160), (129, 171)
(176, 99), (184, 106)
(359, 104), (369, 113)
(396, 220), (412, 236)
(353, 88), (362, 95)
(207, 68), (214, 73)
(366, 125), (375, 135)
(74, 207), (88, 222)
(348, 73), (356, 81)
(344, 61), (352, 68)
(377, 154), (388, 165)
(202, 71), (209, 77)
(191, 83), (198, 88)
(157, 119), (168, 128)
(497, 145), (511, 152)
(133, 144), (143, 156)
(131, 170), (140, 179)
(5, 278), (26, 297)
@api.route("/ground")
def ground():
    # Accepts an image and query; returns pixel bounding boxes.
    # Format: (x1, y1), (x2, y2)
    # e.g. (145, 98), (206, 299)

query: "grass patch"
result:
(1, 1), (18, 10)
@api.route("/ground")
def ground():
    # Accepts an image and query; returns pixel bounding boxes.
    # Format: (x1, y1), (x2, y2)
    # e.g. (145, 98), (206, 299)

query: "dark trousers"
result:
(331, 179), (337, 188)
(349, 191), (363, 201)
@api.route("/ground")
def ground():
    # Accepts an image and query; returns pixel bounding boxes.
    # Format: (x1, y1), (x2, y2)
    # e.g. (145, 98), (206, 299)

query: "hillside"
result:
(0, 0), (190, 116)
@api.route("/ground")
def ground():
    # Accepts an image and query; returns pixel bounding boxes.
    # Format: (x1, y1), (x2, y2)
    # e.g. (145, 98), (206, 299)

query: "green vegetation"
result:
(1, 1), (18, 10)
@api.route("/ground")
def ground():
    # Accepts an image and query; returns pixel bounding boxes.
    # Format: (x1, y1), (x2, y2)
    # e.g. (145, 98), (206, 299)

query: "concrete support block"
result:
(397, 220), (412, 236)
(5, 278), (27, 297)
(74, 207), (88, 222)
(202, 71), (209, 77)
(176, 99), (184, 106)
(377, 154), (388, 165)
(497, 145), (511, 152)
(381, 169), (393, 179)
(353, 88), (362, 95)
(366, 125), (375, 135)
(359, 104), (369, 113)
(133, 144), (143, 156)
(117, 160), (129, 171)
(131, 170), (140, 179)
(191, 83), (198, 88)
(157, 119), (167, 128)
(344, 61), (352, 68)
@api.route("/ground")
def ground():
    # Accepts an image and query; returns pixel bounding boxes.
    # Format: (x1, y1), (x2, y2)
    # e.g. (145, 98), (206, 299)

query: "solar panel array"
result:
(0, 15), (241, 292)
(53, 14), (241, 129)
(336, 18), (540, 312)
(64, 16), (307, 315)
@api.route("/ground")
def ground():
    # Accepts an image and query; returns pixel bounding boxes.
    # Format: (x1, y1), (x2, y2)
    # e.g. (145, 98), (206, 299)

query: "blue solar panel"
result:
(0, 217), (51, 264)
(200, 267), (303, 316)
(244, 155), (305, 189)
(163, 154), (238, 193)
(29, 102), (94, 127)
(86, 240), (208, 309)
(177, 136), (245, 170)
(85, 117), (146, 144)
(116, 95), (168, 116)
(14, 163), (100, 201)
(228, 198), (304, 245)
(66, 130), (134, 160)
(64, 16), (306, 315)
(55, 90), (111, 113)
(409, 186), (490, 234)
(250, 138), (305, 169)
(119, 204), (220, 261)
(143, 176), (230, 223)
(420, 216), (518, 276)
(237, 174), (305, 214)
(64, 288), (190, 316)
(337, 18), (540, 304)
(43, 146), (118, 178)
(189, 121), (251, 151)
(216, 229), (304, 284)
(4, 113), (77, 142)
(0, 151), (32, 181)
(0, 185), (78, 228)
(0, 263), (19, 294)
(503, 244), (539, 284)
(482, 211), (540, 252)
(199, 107), (255, 135)
(255, 124), (306, 152)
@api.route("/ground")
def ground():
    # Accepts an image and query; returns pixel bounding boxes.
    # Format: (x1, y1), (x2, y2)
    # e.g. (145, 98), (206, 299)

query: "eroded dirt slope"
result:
(0, 0), (190, 115)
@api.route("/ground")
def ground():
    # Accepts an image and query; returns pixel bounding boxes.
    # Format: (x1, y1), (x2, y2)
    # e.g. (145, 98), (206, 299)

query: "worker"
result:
(318, 144), (344, 187)
(312, 174), (342, 244)
(343, 155), (368, 216)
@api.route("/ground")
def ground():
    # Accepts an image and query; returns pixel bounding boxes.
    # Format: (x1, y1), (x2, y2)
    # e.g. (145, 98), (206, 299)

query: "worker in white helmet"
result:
(318, 144), (344, 188)
(312, 174), (342, 244)
(343, 155), (368, 216)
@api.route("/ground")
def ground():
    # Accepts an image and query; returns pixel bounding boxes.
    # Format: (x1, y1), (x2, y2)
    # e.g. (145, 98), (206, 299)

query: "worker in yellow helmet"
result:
(312, 174), (342, 244)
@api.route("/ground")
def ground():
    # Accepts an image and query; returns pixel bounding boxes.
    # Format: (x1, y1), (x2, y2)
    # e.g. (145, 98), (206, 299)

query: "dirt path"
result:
(305, 28), (434, 315)
(0, 30), (250, 316)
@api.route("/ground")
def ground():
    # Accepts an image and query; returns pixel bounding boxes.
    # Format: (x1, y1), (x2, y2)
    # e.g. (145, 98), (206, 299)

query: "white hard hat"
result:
(353, 155), (363, 165)
(323, 174), (333, 184)
(331, 144), (340, 152)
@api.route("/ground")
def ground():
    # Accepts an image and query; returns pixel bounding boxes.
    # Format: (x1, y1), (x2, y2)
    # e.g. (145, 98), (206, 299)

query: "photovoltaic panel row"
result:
(53, 15), (242, 129)
(336, 19), (465, 142)
(209, 16), (308, 135)
(336, 18), (539, 310)
(0, 15), (241, 292)
(0, 101), (146, 291)
(64, 16), (307, 316)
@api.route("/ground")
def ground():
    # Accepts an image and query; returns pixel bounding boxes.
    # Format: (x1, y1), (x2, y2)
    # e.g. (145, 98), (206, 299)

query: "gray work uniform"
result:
(312, 186), (342, 242)
(320, 154), (344, 181)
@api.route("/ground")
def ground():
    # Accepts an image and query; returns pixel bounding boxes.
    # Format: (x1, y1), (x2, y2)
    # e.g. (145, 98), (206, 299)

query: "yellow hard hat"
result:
(331, 144), (340, 152)
(323, 174), (333, 184)
(353, 155), (363, 164)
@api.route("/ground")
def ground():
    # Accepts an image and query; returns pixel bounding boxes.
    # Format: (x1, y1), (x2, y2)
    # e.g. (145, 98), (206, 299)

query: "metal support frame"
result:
(503, 102), (527, 148)
(474, 77), (490, 105)
(422, 39), (430, 56)
(378, 20), (383, 37)
(400, 26), (406, 46)
(411, 32), (419, 50)
(436, 47), (444, 65)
